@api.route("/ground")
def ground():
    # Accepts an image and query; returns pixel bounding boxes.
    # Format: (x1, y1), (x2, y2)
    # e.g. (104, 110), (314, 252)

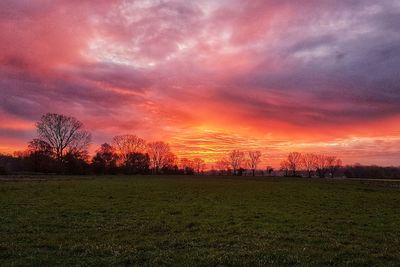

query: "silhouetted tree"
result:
(92, 143), (118, 174)
(113, 134), (146, 166)
(280, 160), (290, 176)
(160, 152), (178, 174)
(229, 150), (245, 175)
(343, 165), (400, 179)
(192, 158), (206, 175)
(147, 141), (172, 174)
(63, 150), (90, 174)
(36, 113), (91, 163)
(247, 151), (262, 176)
(180, 158), (194, 175)
(215, 159), (230, 175)
(326, 156), (342, 178)
(0, 154), (14, 174)
(27, 139), (55, 173)
(302, 153), (317, 178)
(124, 152), (150, 174)
(287, 152), (302, 176)
(314, 154), (329, 178)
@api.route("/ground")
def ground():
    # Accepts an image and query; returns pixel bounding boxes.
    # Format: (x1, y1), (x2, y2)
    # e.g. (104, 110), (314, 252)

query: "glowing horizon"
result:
(1, 1), (400, 167)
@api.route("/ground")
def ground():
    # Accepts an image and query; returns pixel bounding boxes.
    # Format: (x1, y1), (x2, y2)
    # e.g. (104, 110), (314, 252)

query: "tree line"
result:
(0, 113), (399, 179)
(279, 152), (342, 178)
(0, 113), (207, 175)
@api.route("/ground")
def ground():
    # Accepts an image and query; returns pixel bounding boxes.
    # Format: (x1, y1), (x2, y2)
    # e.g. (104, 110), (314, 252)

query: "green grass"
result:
(1, 176), (400, 266)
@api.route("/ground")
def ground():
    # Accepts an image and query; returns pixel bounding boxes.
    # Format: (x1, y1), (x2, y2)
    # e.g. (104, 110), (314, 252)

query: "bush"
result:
(0, 165), (7, 175)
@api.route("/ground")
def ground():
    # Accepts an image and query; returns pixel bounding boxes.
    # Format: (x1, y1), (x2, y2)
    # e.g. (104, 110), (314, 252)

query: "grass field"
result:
(1, 176), (400, 266)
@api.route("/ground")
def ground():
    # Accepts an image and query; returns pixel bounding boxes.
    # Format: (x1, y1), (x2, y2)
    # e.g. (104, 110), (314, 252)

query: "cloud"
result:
(1, 0), (400, 165)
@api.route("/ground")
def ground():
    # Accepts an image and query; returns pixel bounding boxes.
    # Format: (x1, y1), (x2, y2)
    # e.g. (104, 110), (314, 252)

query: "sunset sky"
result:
(1, 0), (400, 167)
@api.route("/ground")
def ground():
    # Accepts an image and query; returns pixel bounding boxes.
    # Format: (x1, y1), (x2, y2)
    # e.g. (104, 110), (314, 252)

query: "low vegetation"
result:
(2, 113), (399, 180)
(1, 176), (399, 266)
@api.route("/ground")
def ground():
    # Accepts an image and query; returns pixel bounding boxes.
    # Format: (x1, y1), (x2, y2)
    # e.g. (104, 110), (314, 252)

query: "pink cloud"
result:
(1, 0), (400, 165)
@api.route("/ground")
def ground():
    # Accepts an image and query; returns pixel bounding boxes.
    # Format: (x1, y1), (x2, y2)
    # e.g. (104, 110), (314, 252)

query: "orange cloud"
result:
(1, 0), (400, 166)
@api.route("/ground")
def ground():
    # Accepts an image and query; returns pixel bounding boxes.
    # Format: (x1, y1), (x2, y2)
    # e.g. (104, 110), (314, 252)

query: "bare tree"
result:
(280, 160), (290, 176)
(36, 113), (91, 162)
(215, 158), (230, 175)
(147, 141), (171, 174)
(180, 158), (194, 174)
(161, 151), (178, 172)
(302, 153), (317, 178)
(326, 156), (342, 178)
(314, 154), (329, 178)
(247, 151), (262, 176)
(28, 139), (53, 156)
(113, 135), (146, 165)
(192, 158), (206, 175)
(287, 152), (302, 176)
(229, 150), (245, 175)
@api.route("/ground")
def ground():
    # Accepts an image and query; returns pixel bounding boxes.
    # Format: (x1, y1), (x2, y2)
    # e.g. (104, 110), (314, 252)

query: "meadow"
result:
(1, 176), (400, 266)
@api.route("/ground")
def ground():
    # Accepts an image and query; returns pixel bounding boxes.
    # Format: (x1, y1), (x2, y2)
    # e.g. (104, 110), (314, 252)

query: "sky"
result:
(1, 0), (400, 167)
